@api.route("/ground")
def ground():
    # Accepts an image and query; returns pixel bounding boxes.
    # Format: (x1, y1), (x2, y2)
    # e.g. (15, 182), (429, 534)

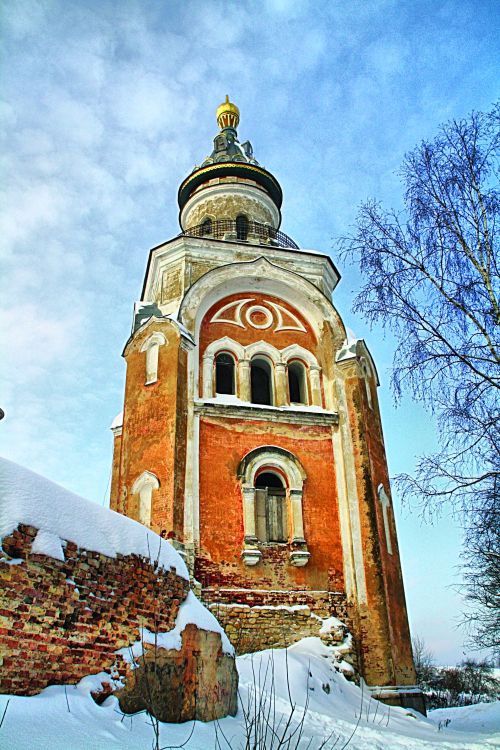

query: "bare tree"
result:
(340, 103), (500, 650)
(461, 501), (499, 652)
(412, 635), (436, 686)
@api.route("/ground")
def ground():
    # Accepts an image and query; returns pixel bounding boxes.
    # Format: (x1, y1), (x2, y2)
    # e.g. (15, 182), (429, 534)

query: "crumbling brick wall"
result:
(0, 523), (190, 696)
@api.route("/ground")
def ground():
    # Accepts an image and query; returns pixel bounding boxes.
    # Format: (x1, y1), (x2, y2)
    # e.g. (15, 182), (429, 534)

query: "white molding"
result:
(210, 298), (254, 328)
(204, 336), (246, 361)
(139, 331), (166, 351)
(178, 256), (344, 346)
(244, 339), (282, 365)
(142, 236), (340, 307)
(183, 346), (200, 546)
(333, 374), (368, 605)
(280, 343), (319, 367)
(336, 338), (380, 386)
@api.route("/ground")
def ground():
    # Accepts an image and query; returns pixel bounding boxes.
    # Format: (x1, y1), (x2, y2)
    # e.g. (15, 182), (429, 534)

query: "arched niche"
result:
(140, 331), (167, 385)
(131, 470), (160, 527)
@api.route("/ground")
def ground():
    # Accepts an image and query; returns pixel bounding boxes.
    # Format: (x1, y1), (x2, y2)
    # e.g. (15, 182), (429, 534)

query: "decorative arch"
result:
(238, 445), (306, 490)
(179, 257), (345, 343)
(140, 332), (167, 385)
(131, 471), (160, 527)
(204, 335), (246, 361)
(237, 446), (309, 567)
(180, 257), (345, 408)
(244, 340), (282, 364)
(280, 343), (317, 367)
(280, 345), (323, 407)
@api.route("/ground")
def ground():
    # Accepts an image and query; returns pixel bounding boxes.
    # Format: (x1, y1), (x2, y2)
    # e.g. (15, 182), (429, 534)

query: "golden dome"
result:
(216, 95), (240, 130)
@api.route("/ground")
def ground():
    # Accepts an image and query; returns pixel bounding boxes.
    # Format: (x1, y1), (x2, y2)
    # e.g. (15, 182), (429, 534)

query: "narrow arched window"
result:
(215, 352), (235, 395)
(251, 357), (273, 405)
(288, 361), (308, 404)
(255, 472), (287, 542)
(201, 217), (212, 236)
(236, 214), (248, 241)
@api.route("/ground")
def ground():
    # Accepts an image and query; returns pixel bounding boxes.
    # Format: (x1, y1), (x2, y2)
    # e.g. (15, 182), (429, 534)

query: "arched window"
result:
(251, 357), (273, 405)
(201, 217), (212, 236)
(239, 446), (310, 566)
(288, 361), (308, 404)
(215, 352), (235, 395)
(255, 472), (287, 542)
(236, 214), (248, 241)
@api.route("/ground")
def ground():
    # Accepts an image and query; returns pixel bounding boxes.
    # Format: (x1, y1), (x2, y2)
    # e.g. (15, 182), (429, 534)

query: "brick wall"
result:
(0, 523), (189, 696)
(201, 587), (351, 654)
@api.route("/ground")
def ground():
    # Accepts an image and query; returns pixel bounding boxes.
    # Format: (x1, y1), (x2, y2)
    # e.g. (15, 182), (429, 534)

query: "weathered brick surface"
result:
(343, 369), (418, 688)
(197, 419), (344, 593)
(201, 587), (351, 654)
(112, 318), (187, 539)
(0, 524), (189, 696)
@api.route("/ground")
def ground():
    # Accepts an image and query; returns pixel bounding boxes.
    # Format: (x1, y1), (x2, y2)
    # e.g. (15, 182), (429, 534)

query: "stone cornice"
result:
(194, 399), (339, 426)
(141, 234), (340, 302)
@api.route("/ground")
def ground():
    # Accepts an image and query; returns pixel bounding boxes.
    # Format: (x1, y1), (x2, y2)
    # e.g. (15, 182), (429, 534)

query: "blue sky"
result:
(1, 0), (498, 664)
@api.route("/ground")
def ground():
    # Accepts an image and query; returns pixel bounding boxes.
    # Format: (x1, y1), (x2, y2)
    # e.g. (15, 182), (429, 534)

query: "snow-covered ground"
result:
(1, 638), (498, 750)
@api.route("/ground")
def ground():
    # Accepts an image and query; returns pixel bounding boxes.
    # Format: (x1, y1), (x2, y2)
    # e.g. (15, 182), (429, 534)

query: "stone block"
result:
(116, 624), (238, 723)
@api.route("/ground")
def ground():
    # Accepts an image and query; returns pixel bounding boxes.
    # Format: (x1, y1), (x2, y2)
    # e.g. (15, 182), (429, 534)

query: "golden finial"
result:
(216, 95), (240, 130)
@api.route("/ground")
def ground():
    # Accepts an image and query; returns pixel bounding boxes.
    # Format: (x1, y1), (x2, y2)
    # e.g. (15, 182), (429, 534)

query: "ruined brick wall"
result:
(0, 523), (189, 696)
(202, 588), (351, 654)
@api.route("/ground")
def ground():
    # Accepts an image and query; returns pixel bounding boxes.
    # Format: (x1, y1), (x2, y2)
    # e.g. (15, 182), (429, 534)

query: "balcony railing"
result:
(181, 218), (299, 250)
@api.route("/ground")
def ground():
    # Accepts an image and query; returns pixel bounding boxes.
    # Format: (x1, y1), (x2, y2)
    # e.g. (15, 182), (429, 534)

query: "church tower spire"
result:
(178, 97), (285, 240)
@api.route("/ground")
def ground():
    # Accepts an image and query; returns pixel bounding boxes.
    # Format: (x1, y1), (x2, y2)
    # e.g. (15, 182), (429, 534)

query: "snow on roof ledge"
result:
(110, 411), (123, 430)
(0, 457), (189, 580)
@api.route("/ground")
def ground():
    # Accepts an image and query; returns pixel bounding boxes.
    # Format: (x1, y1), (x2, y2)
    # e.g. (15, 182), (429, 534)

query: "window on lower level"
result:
(215, 352), (235, 395)
(255, 472), (287, 542)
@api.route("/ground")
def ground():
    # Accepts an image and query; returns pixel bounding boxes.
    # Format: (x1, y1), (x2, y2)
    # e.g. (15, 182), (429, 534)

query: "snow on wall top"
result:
(0, 457), (189, 580)
(117, 591), (234, 658)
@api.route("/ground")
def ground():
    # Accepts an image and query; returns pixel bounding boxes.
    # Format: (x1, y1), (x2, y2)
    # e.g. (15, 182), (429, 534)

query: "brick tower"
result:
(110, 97), (424, 712)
